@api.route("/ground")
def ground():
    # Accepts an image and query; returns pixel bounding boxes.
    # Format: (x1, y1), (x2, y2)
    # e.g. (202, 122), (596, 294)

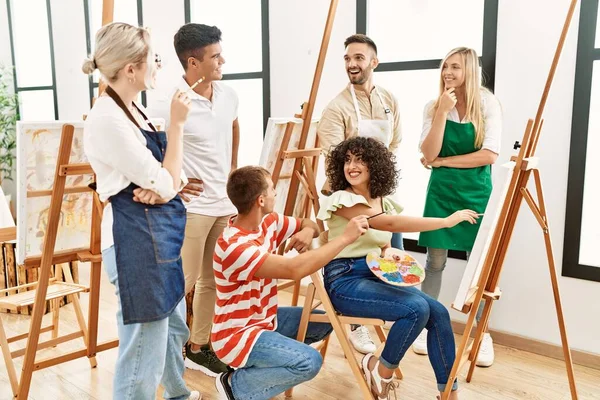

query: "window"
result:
(83, 0), (144, 107)
(186, 0), (270, 168)
(563, 0), (600, 282)
(357, 0), (499, 258)
(6, 0), (58, 120)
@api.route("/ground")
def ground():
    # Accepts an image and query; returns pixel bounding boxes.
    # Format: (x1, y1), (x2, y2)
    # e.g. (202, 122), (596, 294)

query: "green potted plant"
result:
(0, 65), (18, 181)
(0, 65), (19, 214)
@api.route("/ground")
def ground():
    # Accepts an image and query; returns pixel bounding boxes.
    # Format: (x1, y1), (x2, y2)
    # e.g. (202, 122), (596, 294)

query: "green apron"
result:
(418, 120), (492, 252)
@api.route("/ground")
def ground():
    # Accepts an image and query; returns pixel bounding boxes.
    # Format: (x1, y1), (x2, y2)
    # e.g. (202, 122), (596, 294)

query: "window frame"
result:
(6, 0), (59, 120)
(356, 0), (499, 260)
(562, 0), (600, 282)
(184, 0), (271, 132)
(83, 0), (145, 107)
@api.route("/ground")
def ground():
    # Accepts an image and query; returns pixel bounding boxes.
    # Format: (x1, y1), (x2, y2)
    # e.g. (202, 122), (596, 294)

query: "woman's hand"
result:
(133, 188), (168, 205)
(438, 88), (457, 114)
(444, 210), (479, 228)
(169, 89), (192, 128)
(380, 242), (391, 257)
(420, 156), (443, 169)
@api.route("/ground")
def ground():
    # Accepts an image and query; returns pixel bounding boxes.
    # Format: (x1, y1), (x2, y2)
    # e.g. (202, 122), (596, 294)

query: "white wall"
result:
(0, 0), (597, 355)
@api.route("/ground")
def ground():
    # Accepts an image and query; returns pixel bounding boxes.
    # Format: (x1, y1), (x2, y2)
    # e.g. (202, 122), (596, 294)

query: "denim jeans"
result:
(230, 307), (333, 400)
(103, 246), (191, 400)
(324, 257), (458, 392)
(391, 232), (404, 250)
(423, 247), (484, 322)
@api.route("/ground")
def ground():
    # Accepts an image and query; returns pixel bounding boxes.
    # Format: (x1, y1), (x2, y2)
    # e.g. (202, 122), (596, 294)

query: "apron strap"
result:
(349, 85), (363, 123)
(105, 86), (157, 132)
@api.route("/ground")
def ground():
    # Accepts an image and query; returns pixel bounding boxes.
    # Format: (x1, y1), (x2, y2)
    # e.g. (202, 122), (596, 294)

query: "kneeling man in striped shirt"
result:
(211, 166), (369, 400)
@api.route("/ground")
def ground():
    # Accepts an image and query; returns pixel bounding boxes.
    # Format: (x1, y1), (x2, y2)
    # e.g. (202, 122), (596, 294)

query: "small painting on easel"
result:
(16, 122), (93, 264)
(259, 117), (319, 216)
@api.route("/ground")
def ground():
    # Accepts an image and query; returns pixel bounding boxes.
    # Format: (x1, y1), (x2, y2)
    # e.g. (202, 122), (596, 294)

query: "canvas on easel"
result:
(2, 122), (118, 399)
(452, 161), (514, 312)
(260, 117), (319, 217)
(16, 122), (93, 265)
(441, 1), (580, 398)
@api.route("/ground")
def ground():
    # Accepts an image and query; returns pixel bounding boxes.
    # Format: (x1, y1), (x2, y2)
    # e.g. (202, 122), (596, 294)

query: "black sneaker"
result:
(184, 344), (232, 377)
(215, 371), (235, 400)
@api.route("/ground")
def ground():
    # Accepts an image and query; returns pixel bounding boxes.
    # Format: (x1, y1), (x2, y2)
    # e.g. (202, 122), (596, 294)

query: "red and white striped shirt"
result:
(211, 213), (301, 367)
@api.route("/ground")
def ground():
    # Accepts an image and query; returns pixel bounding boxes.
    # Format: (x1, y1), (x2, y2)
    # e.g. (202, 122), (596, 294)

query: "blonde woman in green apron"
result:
(414, 47), (502, 368)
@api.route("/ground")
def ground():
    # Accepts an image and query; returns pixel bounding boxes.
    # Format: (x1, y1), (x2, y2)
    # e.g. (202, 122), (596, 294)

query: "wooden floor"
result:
(1, 266), (599, 400)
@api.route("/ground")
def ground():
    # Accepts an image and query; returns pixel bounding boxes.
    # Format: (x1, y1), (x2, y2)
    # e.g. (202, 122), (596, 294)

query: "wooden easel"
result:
(271, 0), (338, 306)
(6, 125), (118, 399)
(441, 1), (579, 398)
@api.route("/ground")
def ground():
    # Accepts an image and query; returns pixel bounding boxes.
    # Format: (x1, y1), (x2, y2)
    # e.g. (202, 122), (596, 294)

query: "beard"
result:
(347, 68), (371, 85)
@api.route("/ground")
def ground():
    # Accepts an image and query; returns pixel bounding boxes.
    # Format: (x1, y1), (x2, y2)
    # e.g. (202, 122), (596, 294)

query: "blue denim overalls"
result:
(105, 86), (186, 325)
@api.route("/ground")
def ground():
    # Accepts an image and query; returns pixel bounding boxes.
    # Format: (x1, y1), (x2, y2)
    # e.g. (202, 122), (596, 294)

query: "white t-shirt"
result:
(419, 88), (502, 154)
(83, 95), (187, 251)
(148, 78), (238, 217)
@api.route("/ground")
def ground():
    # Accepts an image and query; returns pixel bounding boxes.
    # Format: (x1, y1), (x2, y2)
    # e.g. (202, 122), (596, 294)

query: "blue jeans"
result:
(324, 257), (458, 392)
(103, 246), (191, 400)
(230, 307), (333, 400)
(391, 232), (404, 250)
(423, 247), (484, 322)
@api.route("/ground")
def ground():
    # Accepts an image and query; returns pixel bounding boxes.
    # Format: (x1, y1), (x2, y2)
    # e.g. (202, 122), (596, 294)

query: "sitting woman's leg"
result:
(324, 257), (458, 398)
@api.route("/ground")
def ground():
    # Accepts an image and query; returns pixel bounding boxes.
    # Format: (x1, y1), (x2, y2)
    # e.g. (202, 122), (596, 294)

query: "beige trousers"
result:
(182, 213), (231, 345)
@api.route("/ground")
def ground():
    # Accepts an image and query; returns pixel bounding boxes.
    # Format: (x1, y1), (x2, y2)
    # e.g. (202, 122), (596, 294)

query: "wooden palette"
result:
(366, 248), (425, 287)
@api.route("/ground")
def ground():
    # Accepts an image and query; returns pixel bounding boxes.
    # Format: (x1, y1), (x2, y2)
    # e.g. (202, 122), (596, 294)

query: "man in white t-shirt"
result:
(148, 23), (239, 377)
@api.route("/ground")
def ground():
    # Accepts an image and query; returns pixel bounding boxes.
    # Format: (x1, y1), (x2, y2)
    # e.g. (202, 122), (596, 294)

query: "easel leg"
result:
(466, 299), (493, 382)
(533, 171), (578, 399)
(441, 302), (479, 400)
(51, 298), (60, 342)
(63, 265), (98, 368)
(0, 317), (18, 396)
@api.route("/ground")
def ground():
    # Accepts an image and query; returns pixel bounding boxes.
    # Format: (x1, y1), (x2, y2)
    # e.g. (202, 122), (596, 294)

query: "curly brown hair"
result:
(326, 137), (399, 198)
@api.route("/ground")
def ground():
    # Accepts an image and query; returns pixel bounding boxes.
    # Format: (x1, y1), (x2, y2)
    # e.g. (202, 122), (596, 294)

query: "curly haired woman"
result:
(318, 136), (478, 399)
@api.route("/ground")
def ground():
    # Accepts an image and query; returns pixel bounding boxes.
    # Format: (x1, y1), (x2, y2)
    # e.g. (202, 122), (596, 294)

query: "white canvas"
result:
(259, 117), (319, 217)
(452, 161), (516, 311)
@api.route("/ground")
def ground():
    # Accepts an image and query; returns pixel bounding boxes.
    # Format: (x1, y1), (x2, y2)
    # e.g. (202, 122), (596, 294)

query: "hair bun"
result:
(82, 57), (97, 74)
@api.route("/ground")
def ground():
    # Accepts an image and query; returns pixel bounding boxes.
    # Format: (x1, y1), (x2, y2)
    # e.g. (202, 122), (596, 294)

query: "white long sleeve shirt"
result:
(83, 95), (186, 250)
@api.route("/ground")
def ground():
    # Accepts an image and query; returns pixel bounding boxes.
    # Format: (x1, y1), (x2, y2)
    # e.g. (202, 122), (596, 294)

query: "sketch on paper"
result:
(452, 161), (516, 312)
(259, 118), (319, 217)
(16, 122), (93, 264)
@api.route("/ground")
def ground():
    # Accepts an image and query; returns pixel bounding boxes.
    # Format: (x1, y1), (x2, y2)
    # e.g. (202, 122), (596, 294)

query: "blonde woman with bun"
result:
(415, 47), (502, 368)
(83, 22), (200, 400)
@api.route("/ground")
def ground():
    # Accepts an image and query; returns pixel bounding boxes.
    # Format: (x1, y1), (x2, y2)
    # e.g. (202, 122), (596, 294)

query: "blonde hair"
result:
(430, 47), (487, 148)
(82, 22), (151, 82)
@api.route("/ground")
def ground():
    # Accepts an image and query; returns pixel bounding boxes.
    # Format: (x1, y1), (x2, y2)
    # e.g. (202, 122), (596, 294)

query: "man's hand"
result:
(342, 215), (369, 243)
(179, 178), (204, 202)
(285, 228), (315, 254)
(133, 188), (168, 205)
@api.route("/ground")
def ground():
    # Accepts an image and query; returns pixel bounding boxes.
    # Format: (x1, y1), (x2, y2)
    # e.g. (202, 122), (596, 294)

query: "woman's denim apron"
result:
(105, 86), (186, 325)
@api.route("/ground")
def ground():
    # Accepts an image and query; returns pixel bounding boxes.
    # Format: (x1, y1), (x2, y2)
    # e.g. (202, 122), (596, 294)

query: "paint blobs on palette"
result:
(366, 249), (426, 287)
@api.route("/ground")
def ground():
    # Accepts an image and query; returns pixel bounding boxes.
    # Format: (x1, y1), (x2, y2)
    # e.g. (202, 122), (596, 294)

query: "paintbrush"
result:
(187, 76), (205, 93)
(367, 210), (390, 220)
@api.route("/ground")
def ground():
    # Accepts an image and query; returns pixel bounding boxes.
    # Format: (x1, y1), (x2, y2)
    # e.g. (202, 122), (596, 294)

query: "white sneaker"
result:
(412, 329), (428, 355)
(349, 326), (377, 354)
(187, 391), (202, 400)
(476, 333), (495, 367)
